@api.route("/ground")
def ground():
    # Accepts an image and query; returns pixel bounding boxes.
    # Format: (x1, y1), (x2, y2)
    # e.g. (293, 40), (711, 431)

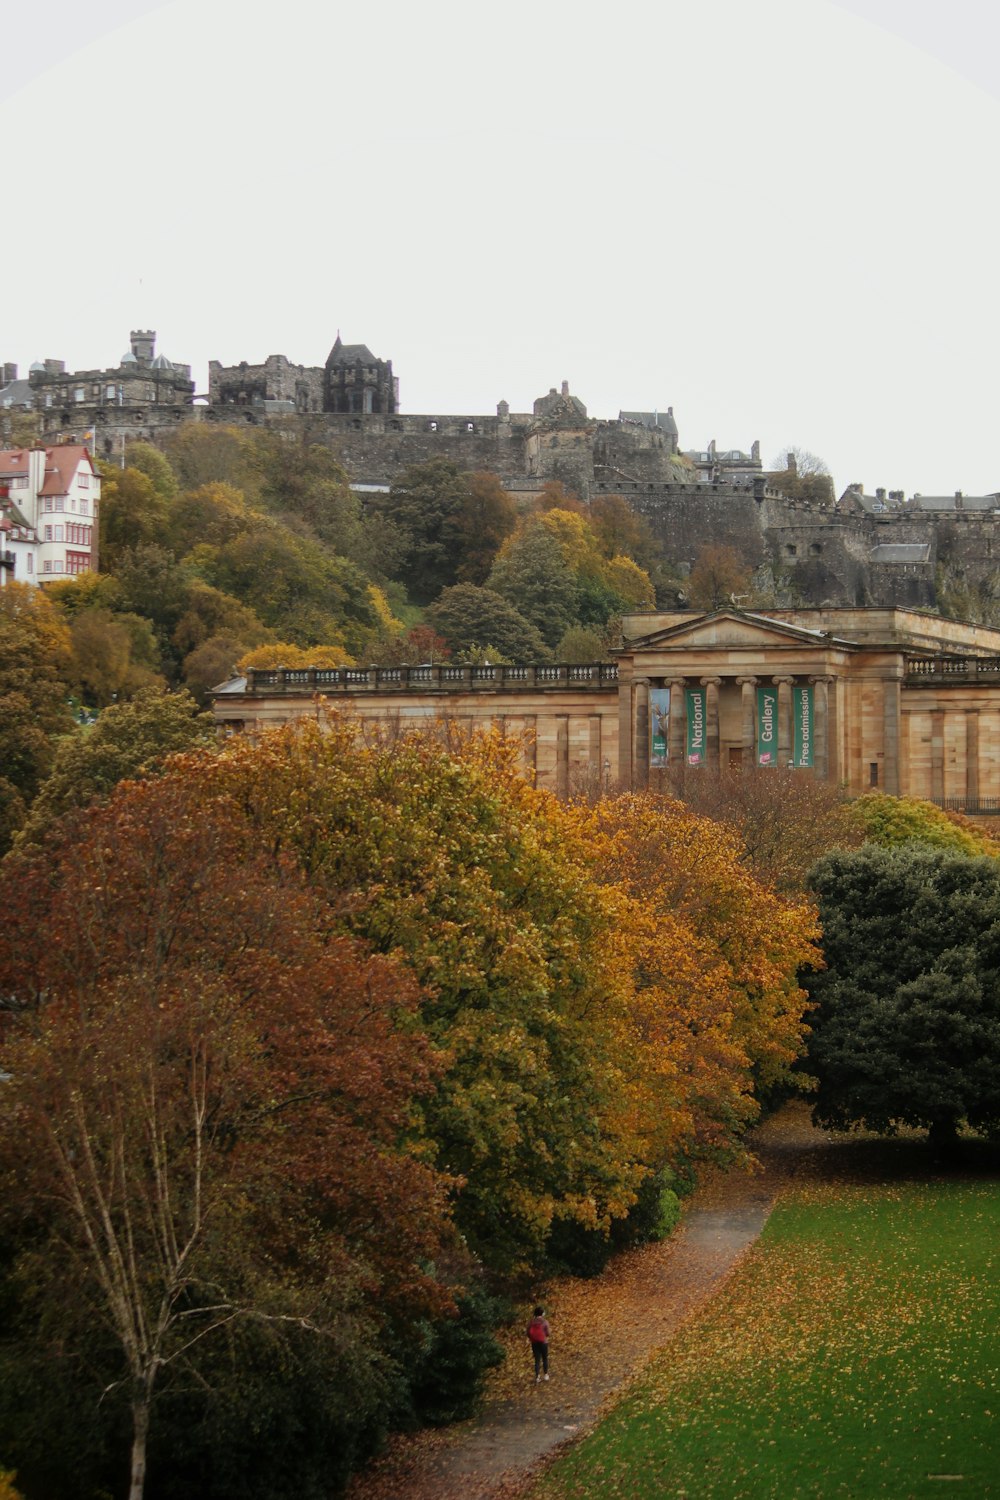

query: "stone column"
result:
(617, 676), (634, 789)
(966, 709), (980, 811)
(701, 676), (723, 772)
(522, 713), (538, 781)
(809, 676), (832, 781)
(556, 715), (570, 801)
(634, 678), (650, 790)
(588, 714), (603, 792)
(827, 676), (840, 783)
(666, 678), (686, 794)
(773, 676), (794, 769)
(931, 709), (945, 805)
(737, 676), (757, 764)
(882, 676), (902, 796)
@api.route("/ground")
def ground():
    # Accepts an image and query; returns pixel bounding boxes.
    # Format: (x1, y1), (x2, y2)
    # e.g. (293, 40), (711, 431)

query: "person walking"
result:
(527, 1305), (551, 1383)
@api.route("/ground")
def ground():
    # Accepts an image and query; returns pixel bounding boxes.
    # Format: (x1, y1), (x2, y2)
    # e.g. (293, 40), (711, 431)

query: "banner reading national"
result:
(685, 687), (706, 767)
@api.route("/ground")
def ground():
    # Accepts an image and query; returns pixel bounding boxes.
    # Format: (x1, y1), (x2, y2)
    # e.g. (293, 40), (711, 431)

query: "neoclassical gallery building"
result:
(212, 608), (1000, 812)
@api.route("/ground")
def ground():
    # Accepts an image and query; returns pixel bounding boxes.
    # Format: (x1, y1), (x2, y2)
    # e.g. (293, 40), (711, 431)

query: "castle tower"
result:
(130, 330), (156, 364)
(323, 335), (397, 415)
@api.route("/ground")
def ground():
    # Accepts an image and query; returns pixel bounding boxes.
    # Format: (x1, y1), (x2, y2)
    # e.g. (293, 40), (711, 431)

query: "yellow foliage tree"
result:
(569, 793), (822, 1159)
(236, 642), (355, 671)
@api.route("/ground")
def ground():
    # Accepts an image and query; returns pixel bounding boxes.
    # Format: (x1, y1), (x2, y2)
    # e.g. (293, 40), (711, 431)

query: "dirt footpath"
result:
(347, 1104), (828, 1500)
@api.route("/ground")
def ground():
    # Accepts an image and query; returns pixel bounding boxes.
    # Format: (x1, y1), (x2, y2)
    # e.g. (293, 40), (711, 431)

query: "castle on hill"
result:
(3, 330), (998, 613)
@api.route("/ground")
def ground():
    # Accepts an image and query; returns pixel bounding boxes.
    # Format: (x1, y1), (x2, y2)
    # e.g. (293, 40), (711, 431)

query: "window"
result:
(79, 498), (89, 516)
(74, 387), (85, 402)
(26, 555), (33, 574)
(54, 525), (64, 542)
(55, 498), (65, 512)
(45, 497), (53, 512)
(78, 473), (89, 488)
(44, 526), (52, 541)
(870, 762), (879, 787)
(43, 560), (51, 574)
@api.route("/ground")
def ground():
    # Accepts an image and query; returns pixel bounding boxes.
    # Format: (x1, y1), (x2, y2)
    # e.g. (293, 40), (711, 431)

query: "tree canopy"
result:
(807, 843), (1000, 1145)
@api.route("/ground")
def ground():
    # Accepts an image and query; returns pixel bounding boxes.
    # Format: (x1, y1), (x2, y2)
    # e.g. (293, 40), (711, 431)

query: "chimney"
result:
(43, 359), (65, 375)
(955, 491), (963, 510)
(787, 452), (798, 475)
(2, 363), (16, 385)
(876, 487), (886, 502)
(561, 380), (569, 397)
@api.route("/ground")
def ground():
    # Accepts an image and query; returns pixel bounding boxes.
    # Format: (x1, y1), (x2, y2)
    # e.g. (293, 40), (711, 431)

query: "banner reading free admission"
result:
(756, 686), (778, 766)
(793, 684), (814, 768)
(685, 687), (706, 767)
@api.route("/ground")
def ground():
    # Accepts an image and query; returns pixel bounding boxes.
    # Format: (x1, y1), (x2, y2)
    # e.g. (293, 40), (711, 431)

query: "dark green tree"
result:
(806, 843), (1000, 1146)
(426, 583), (549, 662)
(486, 521), (579, 647)
(375, 459), (471, 604)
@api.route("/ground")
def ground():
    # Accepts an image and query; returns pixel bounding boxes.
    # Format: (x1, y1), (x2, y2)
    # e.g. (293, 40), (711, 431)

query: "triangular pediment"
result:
(621, 609), (856, 653)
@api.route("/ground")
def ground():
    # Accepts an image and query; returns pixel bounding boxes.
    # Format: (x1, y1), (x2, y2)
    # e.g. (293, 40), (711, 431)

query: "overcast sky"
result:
(4, 0), (998, 497)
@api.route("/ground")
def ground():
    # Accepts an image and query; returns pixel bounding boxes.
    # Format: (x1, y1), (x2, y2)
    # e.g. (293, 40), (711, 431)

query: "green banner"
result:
(650, 686), (670, 768)
(793, 684), (814, 768)
(685, 687), (706, 767)
(757, 686), (778, 766)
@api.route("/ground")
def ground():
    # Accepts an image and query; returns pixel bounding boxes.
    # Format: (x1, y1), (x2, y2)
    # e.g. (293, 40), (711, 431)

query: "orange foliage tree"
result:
(187, 716), (649, 1274)
(568, 793), (822, 1163)
(0, 778), (452, 1500)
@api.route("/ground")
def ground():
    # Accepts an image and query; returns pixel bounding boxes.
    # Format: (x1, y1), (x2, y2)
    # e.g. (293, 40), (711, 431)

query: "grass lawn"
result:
(530, 1175), (1000, 1498)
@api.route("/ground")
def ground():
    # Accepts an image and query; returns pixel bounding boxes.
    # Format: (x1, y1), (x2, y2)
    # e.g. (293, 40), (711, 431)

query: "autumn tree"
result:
(0, 778), (454, 1500)
(807, 843), (1000, 1146)
(687, 544), (753, 610)
(571, 794), (821, 1141)
(98, 465), (172, 568)
(187, 520), (379, 656)
(159, 423), (258, 494)
(680, 766), (862, 894)
(768, 446), (835, 504)
(236, 642), (355, 671)
(452, 471), (518, 585)
(165, 480), (253, 554)
(17, 686), (216, 845)
(122, 441), (179, 502)
(67, 606), (164, 707)
(487, 520), (580, 646)
(427, 583), (549, 662)
(849, 790), (1000, 857)
(0, 582), (75, 852)
(196, 720), (648, 1274)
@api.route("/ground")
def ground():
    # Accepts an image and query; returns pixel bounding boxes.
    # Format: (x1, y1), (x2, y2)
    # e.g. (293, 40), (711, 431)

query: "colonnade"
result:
(620, 673), (841, 791)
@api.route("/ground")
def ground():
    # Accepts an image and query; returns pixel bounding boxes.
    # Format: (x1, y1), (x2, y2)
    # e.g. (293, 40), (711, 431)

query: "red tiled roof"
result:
(0, 444), (97, 493)
(39, 445), (95, 497)
(0, 448), (29, 476)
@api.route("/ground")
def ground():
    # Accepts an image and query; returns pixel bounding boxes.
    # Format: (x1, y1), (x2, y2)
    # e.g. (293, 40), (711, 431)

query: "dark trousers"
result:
(532, 1340), (549, 1376)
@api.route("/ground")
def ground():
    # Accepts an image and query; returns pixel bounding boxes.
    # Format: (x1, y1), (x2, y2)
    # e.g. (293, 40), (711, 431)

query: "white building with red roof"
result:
(0, 444), (99, 587)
